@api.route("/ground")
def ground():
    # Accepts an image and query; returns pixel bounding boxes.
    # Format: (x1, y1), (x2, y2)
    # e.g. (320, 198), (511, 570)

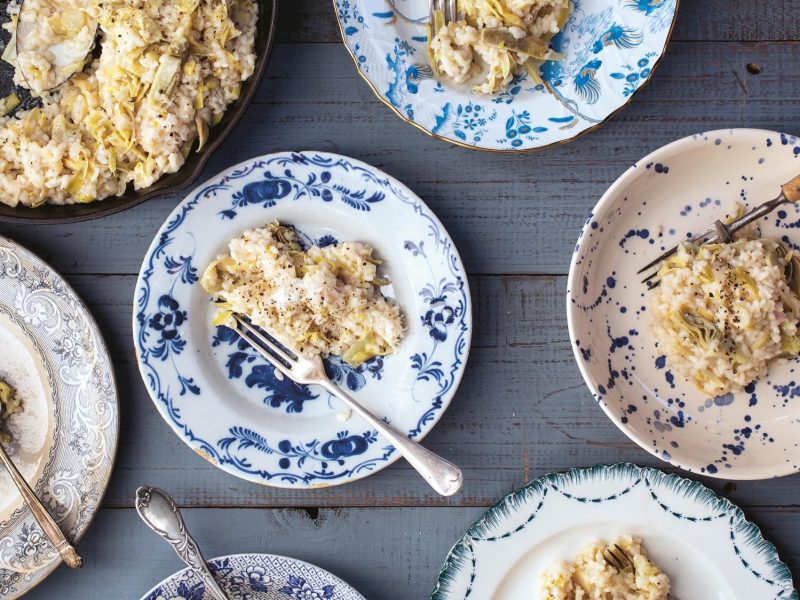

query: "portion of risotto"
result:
(539, 536), (670, 600)
(201, 223), (404, 366)
(428, 0), (571, 95)
(0, 378), (22, 444)
(651, 238), (800, 396)
(0, 0), (258, 206)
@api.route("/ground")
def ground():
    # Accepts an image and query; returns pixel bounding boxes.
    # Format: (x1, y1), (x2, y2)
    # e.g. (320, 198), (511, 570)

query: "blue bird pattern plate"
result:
(568, 129), (800, 479)
(139, 553), (366, 600)
(133, 152), (471, 488)
(433, 464), (797, 599)
(334, 0), (678, 151)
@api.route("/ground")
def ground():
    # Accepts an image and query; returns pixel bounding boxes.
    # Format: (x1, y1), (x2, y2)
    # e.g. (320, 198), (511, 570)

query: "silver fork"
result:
(603, 543), (634, 573)
(231, 314), (464, 497)
(429, 0), (461, 29)
(638, 173), (800, 287)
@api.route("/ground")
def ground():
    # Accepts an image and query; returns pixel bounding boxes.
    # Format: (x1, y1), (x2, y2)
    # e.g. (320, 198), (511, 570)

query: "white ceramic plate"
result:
(134, 152), (471, 488)
(567, 129), (800, 479)
(433, 464), (797, 599)
(139, 553), (366, 600)
(334, 0), (678, 152)
(0, 236), (118, 599)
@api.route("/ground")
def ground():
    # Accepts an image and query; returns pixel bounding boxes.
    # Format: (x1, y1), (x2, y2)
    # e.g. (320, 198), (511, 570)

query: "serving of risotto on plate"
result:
(650, 237), (800, 397)
(0, 0), (257, 207)
(201, 222), (405, 366)
(428, 0), (571, 95)
(538, 536), (670, 600)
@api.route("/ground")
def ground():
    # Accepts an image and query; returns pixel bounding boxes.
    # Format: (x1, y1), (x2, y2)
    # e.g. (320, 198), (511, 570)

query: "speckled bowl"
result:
(567, 128), (800, 480)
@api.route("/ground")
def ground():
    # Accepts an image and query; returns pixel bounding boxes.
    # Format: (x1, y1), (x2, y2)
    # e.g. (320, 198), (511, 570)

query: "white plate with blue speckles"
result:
(567, 128), (800, 480)
(433, 464), (796, 600)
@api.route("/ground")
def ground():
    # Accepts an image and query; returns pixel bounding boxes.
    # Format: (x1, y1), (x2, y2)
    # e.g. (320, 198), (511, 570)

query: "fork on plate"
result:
(429, 0), (461, 28)
(638, 173), (800, 287)
(231, 314), (464, 497)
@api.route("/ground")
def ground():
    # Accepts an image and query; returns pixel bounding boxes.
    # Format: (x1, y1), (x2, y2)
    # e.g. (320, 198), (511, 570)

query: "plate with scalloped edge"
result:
(568, 128), (800, 479)
(432, 464), (797, 600)
(139, 553), (366, 600)
(133, 151), (471, 488)
(334, 0), (678, 152)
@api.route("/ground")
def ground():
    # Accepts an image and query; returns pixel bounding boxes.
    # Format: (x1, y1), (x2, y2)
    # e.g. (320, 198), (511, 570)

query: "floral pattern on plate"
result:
(334, 0), (678, 151)
(134, 152), (471, 488)
(567, 129), (800, 479)
(139, 553), (365, 600)
(0, 236), (118, 599)
(433, 464), (796, 599)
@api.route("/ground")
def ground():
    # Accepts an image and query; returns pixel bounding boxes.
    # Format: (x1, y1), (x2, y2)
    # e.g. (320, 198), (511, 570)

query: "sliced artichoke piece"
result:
(15, 0), (98, 95)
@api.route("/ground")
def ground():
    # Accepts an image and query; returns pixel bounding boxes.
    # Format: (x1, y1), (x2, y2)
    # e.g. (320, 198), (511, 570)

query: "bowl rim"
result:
(333, 0), (681, 154)
(0, 0), (278, 224)
(565, 127), (800, 481)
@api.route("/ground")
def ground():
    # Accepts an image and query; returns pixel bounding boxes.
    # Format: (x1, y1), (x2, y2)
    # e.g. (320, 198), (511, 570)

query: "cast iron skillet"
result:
(0, 0), (277, 223)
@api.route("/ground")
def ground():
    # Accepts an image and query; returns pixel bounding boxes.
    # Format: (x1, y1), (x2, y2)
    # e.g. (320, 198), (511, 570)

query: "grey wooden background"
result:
(0, 1), (798, 597)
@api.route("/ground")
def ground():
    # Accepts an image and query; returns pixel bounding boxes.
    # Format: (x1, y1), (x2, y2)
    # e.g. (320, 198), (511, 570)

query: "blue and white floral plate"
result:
(134, 152), (471, 488)
(0, 236), (118, 599)
(433, 464), (797, 599)
(140, 553), (366, 600)
(568, 129), (800, 479)
(334, 0), (678, 152)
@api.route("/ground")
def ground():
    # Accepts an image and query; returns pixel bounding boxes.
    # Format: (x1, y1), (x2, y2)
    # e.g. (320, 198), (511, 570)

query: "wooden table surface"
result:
(1, 1), (798, 597)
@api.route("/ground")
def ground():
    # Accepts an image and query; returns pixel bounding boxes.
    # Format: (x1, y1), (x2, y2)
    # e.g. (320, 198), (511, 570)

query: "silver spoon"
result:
(135, 486), (229, 600)
(0, 443), (82, 568)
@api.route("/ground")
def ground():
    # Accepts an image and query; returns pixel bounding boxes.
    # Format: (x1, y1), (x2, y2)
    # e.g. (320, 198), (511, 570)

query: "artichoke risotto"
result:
(0, 378), (21, 443)
(201, 223), (404, 367)
(651, 238), (800, 396)
(538, 536), (670, 600)
(0, 0), (257, 206)
(428, 0), (571, 95)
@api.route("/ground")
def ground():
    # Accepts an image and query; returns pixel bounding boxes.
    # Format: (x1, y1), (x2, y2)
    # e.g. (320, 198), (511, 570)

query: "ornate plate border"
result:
(432, 463), (797, 599)
(139, 552), (366, 600)
(133, 151), (472, 488)
(333, 0), (680, 152)
(0, 236), (119, 599)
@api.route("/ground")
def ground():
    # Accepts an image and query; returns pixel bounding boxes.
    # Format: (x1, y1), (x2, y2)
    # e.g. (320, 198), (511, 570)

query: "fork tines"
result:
(232, 313), (297, 373)
(429, 0), (460, 27)
(603, 544), (634, 573)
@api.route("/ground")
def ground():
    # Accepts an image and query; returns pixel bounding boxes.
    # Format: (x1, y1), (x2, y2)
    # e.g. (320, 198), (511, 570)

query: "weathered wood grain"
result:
(22, 505), (800, 600)
(59, 274), (800, 510)
(1, 41), (797, 277)
(277, 0), (800, 44)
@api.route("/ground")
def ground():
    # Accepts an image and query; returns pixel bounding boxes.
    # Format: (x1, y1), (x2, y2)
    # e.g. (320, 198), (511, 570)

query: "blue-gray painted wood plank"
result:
(0, 0), (798, 598)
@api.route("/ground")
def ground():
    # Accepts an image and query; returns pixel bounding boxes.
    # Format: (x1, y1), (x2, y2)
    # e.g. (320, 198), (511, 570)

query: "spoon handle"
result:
(135, 487), (228, 600)
(0, 445), (82, 568)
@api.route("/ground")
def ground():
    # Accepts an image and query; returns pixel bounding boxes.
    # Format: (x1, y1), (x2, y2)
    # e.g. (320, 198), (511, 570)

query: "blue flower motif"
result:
(280, 576), (335, 599)
(148, 295), (187, 359)
(423, 296), (456, 342)
(245, 565), (272, 592)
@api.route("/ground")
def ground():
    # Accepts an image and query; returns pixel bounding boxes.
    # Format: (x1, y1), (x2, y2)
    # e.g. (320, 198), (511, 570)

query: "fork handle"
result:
(0, 445), (82, 569)
(319, 381), (464, 496)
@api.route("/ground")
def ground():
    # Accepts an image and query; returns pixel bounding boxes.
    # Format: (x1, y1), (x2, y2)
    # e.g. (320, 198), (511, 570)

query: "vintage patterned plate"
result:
(334, 0), (678, 152)
(433, 464), (797, 599)
(134, 151), (471, 488)
(568, 129), (800, 479)
(0, 236), (118, 599)
(139, 553), (366, 600)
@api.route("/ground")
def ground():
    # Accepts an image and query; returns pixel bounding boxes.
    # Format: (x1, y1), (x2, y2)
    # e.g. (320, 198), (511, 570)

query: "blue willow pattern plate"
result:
(133, 152), (471, 488)
(139, 553), (366, 600)
(334, 0), (678, 152)
(568, 129), (800, 479)
(0, 237), (118, 600)
(433, 464), (797, 599)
